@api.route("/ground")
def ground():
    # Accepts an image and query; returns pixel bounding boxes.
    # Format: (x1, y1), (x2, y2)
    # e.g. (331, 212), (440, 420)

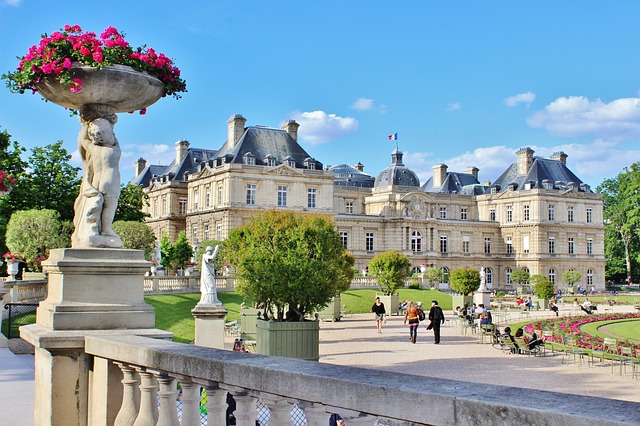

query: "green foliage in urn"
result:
(449, 267), (481, 296)
(5, 209), (71, 271)
(510, 270), (530, 286)
(368, 251), (411, 295)
(425, 267), (445, 288)
(562, 270), (582, 286)
(226, 210), (345, 321)
(534, 278), (555, 300)
(112, 221), (156, 260)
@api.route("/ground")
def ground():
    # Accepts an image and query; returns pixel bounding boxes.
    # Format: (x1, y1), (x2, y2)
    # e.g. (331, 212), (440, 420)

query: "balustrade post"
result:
(201, 384), (227, 426)
(114, 363), (139, 426)
(152, 277), (159, 292)
(229, 389), (258, 426)
(154, 371), (180, 426)
(176, 379), (200, 426)
(261, 395), (294, 425)
(132, 369), (158, 426)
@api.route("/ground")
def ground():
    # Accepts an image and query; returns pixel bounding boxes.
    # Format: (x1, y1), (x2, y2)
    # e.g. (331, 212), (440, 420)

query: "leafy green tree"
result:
(226, 210), (344, 321)
(529, 274), (546, 287)
(449, 267), (480, 295)
(368, 251), (411, 295)
(112, 221), (156, 260)
(173, 231), (194, 270)
(24, 141), (80, 222)
(0, 128), (28, 252)
(159, 233), (174, 270)
(425, 267), (445, 288)
(510, 270), (530, 287)
(335, 251), (355, 293)
(562, 270), (582, 286)
(115, 184), (149, 222)
(5, 209), (71, 271)
(534, 278), (555, 300)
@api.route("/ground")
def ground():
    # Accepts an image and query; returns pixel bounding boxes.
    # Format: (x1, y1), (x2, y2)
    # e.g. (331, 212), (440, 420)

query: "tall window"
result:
(205, 186), (211, 208)
(548, 204), (555, 221)
(587, 269), (593, 286)
(462, 236), (470, 253)
(246, 184), (256, 205)
(204, 224), (209, 241)
(549, 268), (556, 285)
(522, 235), (530, 254)
(340, 231), (348, 249)
(586, 208), (593, 223)
(460, 208), (468, 220)
(345, 201), (354, 214)
(568, 237), (574, 254)
(307, 188), (317, 208)
(489, 208), (496, 221)
(506, 206), (512, 222)
(440, 235), (448, 253)
(485, 267), (493, 286)
(193, 189), (199, 210)
(440, 207), (447, 219)
(277, 185), (287, 207)
(587, 238), (593, 255)
(548, 236), (555, 254)
(441, 267), (449, 283)
(162, 195), (167, 216)
(216, 224), (222, 240)
(506, 236), (513, 254)
(505, 268), (513, 285)
(365, 232), (374, 251)
(484, 237), (491, 254)
(179, 197), (187, 215)
(411, 231), (422, 252)
(217, 184), (223, 205)
(567, 206), (574, 222)
(523, 205), (530, 221)
(192, 225), (198, 246)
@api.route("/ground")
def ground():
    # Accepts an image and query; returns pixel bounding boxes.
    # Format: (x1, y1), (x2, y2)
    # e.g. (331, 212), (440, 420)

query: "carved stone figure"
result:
(199, 245), (221, 305)
(479, 267), (486, 291)
(71, 106), (122, 248)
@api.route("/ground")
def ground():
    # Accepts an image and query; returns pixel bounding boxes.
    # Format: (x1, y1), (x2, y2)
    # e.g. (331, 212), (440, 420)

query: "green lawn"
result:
(340, 288), (451, 313)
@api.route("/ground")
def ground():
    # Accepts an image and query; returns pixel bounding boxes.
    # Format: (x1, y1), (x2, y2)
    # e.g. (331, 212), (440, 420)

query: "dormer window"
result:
(283, 155), (296, 168)
(243, 152), (255, 165)
(264, 154), (276, 167)
(304, 157), (316, 170)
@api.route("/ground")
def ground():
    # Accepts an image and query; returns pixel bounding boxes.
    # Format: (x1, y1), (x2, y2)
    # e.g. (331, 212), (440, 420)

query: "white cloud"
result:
(446, 102), (461, 112)
(291, 110), (359, 144)
(504, 91), (536, 108)
(351, 97), (375, 111)
(527, 96), (640, 139)
(2, 0), (22, 6)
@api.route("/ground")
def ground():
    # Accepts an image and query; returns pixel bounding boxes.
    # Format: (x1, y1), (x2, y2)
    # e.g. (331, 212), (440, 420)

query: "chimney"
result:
(354, 162), (364, 172)
(227, 114), (247, 148)
(432, 163), (448, 188)
(280, 119), (300, 142)
(175, 139), (189, 164)
(550, 151), (568, 164)
(134, 157), (147, 177)
(464, 166), (479, 180)
(516, 147), (534, 176)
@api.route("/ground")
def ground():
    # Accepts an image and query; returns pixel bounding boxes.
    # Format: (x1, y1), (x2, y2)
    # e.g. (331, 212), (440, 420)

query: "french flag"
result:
(388, 133), (398, 140)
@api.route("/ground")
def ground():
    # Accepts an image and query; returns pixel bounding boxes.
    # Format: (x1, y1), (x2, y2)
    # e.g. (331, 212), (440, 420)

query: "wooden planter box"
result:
(256, 319), (319, 361)
(452, 295), (474, 311)
(379, 294), (400, 315)
(317, 295), (341, 322)
(240, 308), (261, 341)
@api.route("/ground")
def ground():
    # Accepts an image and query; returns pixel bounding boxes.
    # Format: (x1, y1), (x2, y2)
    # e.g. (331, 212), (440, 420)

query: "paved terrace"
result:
(1, 304), (638, 425)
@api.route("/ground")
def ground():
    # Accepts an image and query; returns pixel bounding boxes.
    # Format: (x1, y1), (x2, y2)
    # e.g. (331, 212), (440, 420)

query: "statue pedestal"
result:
(474, 289), (491, 308)
(192, 304), (228, 349)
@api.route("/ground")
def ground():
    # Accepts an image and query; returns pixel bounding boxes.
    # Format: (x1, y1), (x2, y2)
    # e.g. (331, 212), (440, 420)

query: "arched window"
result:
(587, 269), (593, 286)
(485, 267), (493, 286)
(441, 266), (449, 283)
(505, 267), (513, 286)
(549, 268), (556, 285)
(411, 231), (422, 252)
(411, 266), (421, 274)
(523, 267), (530, 275)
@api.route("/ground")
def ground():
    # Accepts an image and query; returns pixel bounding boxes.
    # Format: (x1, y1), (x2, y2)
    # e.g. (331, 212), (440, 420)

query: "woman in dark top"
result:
(371, 296), (386, 334)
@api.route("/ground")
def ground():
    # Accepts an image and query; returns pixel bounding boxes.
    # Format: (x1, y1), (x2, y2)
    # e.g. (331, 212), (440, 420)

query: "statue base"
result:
(473, 289), (491, 308)
(192, 304), (228, 349)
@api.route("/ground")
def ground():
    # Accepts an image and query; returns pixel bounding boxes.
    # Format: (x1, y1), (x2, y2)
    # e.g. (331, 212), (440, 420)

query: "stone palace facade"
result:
(132, 114), (605, 291)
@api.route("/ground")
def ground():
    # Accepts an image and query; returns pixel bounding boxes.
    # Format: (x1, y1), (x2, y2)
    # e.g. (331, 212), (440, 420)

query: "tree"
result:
(562, 270), (582, 287)
(159, 233), (174, 270)
(529, 274), (546, 287)
(23, 141), (81, 222)
(335, 251), (355, 294)
(115, 184), (150, 222)
(534, 278), (555, 300)
(425, 267), (445, 288)
(368, 251), (411, 295)
(449, 267), (480, 296)
(5, 209), (71, 271)
(510, 270), (530, 287)
(226, 210), (344, 321)
(112, 221), (156, 260)
(173, 231), (194, 270)
(0, 128), (28, 253)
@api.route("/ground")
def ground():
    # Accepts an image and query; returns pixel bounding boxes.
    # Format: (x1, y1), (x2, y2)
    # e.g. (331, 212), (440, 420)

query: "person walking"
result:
(428, 300), (445, 344)
(370, 297), (386, 334)
(404, 301), (420, 343)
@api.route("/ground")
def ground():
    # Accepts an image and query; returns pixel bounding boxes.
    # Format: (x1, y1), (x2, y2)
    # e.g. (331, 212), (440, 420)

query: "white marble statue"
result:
(199, 245), (221, 305)
(71, 108), (122, 248)
(479, 267), (486, 291)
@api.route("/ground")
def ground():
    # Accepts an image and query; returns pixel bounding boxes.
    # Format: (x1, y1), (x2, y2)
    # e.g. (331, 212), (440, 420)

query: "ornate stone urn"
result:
(36, 64), (164, 248)
(6, 261), (19, 277)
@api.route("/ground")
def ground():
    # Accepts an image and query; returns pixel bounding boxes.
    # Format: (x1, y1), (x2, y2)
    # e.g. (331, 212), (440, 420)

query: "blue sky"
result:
(1, 1), (638, 187)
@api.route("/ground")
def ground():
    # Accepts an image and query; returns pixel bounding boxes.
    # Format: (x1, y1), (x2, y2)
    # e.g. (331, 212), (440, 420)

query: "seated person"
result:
(525, 297), (534, 310)
(516, 297), (524, 306)
(502, 326), (518, 353)
(548, 301), (559, 316)
(479, 313), (493, 330)
(581, 298), (593, 315)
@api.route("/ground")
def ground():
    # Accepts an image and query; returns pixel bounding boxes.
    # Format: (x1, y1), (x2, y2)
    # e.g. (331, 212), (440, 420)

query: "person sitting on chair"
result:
(549, 301), (559, 316)
(581, 298), (593, 315)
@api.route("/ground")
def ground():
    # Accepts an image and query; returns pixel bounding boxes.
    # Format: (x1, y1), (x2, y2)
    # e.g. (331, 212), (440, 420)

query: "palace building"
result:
(132, 114), (605, 290)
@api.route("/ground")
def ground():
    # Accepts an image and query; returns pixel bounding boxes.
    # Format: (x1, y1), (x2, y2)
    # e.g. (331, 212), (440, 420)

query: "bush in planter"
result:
(534, 278), (555, 300)
(449, 267), (480, 296)
(226, 210), (345, 321)
(368, 251), (411, 295)
(510, 270), (530, 287)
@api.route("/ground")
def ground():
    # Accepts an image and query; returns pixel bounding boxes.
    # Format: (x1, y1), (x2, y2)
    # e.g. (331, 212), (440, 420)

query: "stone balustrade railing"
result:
(1, 279), (48, 304)
(84, 334), (636, 426)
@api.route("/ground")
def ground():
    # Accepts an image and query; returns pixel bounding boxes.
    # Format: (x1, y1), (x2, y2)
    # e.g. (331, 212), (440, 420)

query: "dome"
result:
(330, 163), (375, 188)
(374, 149), (420, 188)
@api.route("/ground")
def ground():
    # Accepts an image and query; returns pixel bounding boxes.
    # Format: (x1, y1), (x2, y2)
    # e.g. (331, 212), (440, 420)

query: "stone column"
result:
(192, 304), (228, 349)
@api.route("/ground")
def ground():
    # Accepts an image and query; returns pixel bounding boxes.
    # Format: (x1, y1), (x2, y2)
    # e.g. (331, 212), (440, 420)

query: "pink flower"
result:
(69, 78), (83, 93)
(79, 47), (91, 56)
(92, 50), (104, 63)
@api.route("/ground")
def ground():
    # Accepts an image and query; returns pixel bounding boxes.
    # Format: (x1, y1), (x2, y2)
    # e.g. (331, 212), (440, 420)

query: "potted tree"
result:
(368, 251), (411, 316)
(425, 267), (445, 289)
(510, 269), (530, 295)
(318, 251), (355, 321)
(533, 277), (554, 310)
(563, 270), (582, 295)
(226, 210), (345, 360)
(450, 267), (480, 310)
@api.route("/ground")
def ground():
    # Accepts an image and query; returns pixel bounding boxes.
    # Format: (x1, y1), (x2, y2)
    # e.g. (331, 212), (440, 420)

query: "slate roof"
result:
(130, 147), (218, 187)
(214, 126), (321, 169)
(489, 157), (592, 193)
(374, 149), (420, 188)
(330, 164), (375, 188)
(422, 172), (484, 195)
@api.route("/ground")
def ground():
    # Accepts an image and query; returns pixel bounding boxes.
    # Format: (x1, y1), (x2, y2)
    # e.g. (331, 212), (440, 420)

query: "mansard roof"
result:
(489, 157), (592, 193)
(215, 126), (322, 169)
(330, 163), (375, 188)
(422, 172), (483, 195)
(130, 147), (218, 187)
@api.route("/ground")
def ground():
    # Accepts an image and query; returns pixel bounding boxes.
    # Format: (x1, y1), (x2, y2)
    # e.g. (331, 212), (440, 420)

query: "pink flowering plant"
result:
(0, 171), (17, 193)
(2, 251), (23, 264)
(2, 24), (186, 111)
